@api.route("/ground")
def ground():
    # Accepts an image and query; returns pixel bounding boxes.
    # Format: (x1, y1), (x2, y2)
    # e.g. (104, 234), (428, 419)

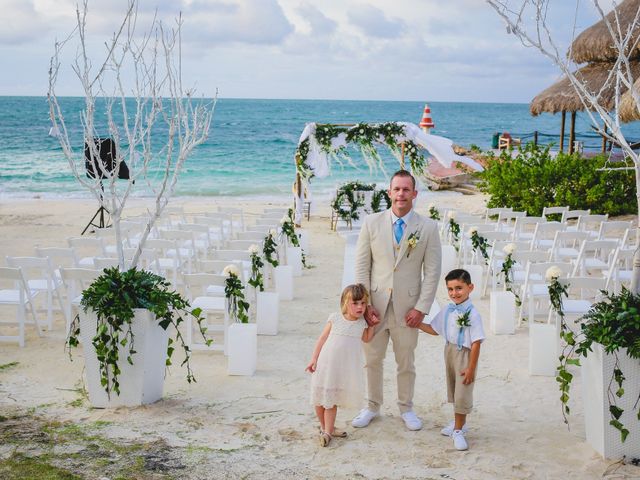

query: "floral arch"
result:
(292, 121), (483, 224)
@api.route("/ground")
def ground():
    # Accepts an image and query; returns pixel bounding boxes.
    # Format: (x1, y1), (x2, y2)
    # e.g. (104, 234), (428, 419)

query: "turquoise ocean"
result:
(1, 96), (639, 199)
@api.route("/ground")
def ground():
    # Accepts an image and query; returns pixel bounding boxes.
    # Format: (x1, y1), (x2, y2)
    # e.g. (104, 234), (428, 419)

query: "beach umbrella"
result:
(620, 77), (640, 122)
(419, 104), (435, 134)
(569, 0), (640, 64)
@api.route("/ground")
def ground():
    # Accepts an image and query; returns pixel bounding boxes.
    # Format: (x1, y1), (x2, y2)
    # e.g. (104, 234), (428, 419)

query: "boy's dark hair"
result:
(390, 169), (416, 189)
(445, 268), (472, 284)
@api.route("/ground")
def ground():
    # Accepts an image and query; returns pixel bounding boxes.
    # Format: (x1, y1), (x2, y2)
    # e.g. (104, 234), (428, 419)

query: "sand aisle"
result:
(0, 194), (637, 479)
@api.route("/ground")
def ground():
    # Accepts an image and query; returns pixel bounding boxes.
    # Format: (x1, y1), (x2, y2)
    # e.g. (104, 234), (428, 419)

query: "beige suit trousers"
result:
(363, 303), (419, 414)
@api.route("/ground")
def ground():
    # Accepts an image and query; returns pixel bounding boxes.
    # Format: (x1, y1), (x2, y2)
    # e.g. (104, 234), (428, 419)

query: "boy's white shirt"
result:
(425, 298), (485, 349)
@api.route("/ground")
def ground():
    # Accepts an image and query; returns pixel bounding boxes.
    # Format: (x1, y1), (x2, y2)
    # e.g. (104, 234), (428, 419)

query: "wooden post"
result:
(601, 123), (608, 153)
(400, 142), (406, 170)
(569, 111), (576, 154)
(560, 111), (566, 152)
(534, 131), (538, 146)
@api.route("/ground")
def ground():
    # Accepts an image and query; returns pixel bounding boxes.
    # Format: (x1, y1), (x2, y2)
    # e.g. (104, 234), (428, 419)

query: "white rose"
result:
(428, 202), (435, 210)
(269, 228), (277, 236)
(280, 216), (288, 225)
(545, 266), (563, 282)
(468, 226), (478, 235)
(248, 244), (259, 254)
(447, 210), (456, 220)
(502, 243), (516, 255)
(223, 264), (241, 278)
(359, 129), (364, 134)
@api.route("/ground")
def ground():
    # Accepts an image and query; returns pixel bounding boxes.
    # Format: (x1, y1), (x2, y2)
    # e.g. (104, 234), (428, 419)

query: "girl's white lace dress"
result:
(310, 312), (366, 408)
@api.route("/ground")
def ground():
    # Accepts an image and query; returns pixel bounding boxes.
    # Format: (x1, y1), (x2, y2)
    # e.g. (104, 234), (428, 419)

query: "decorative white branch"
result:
(48, 0), (215, 273)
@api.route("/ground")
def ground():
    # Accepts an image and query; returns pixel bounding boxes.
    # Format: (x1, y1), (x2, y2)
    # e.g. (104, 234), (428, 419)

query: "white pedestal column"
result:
(490, 291), (516, 335)
(286, 246), (303, 277)
(227, 323), (257, 376)
(274, 265), (294, 301)
(257, 291), (279, 335)
(528, 323), (558, 376)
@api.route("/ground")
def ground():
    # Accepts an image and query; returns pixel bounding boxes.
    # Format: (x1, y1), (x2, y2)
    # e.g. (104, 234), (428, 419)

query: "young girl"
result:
(305, 283), (376, 447)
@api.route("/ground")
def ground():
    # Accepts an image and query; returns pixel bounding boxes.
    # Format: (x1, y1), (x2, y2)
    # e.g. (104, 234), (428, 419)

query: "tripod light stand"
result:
(81, 138), (130, 235)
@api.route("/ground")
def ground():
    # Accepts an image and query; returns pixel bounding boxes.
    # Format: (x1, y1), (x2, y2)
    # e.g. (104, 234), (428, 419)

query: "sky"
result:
(0, 0), (618, 103)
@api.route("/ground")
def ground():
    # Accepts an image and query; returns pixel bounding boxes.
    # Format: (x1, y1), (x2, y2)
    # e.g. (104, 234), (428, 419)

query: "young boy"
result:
(419, 269), (485, 451)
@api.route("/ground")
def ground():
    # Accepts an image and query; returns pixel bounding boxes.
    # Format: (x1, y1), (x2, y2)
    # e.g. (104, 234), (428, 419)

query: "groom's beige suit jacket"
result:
(354, 209), (441, 324)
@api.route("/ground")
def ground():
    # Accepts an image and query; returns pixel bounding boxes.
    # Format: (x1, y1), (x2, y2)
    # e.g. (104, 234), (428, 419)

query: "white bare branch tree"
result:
(48, 0), (214, 271)
(486, 0), (640, 293)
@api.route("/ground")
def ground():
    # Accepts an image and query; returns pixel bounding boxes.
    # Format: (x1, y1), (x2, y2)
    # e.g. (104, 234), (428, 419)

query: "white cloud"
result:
(0, 0), (53, 44)
(347, 4), (406, 39)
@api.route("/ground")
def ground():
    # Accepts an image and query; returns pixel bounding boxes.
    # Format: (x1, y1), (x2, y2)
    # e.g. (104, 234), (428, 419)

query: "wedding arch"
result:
(292, 121), (483, 223)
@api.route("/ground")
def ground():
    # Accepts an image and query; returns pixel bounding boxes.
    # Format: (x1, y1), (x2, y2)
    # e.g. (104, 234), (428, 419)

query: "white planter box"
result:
(581, 344), (640, 459)
(274, 265), (293, 301)
(286, 246), (303, 277)
(257, 291), (279, 335)
(80, 308), (169, 408)
(528, 322), (558, 376)
(490, 291), (516, 335)
(227, 323), (257, 376)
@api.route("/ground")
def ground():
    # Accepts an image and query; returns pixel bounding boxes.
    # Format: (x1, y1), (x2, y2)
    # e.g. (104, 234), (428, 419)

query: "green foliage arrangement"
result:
(428, 203), (441, 221)
(404, 140), (426, 175)
(295, 139), (313, 180)
(223, 266), (250, 324)
(500, 244), (521, 306)
(371, 188), (391, 213)
(281, 208), (311, 268)
(331, 183), (366, 223)
(247, 245), (264, 292)
(263, 230), (279, 268)
(67, 267), (209, 398)
(469, 228), (490, 265)
(478, 143), (636, 216)
(556, 288), (640, 442)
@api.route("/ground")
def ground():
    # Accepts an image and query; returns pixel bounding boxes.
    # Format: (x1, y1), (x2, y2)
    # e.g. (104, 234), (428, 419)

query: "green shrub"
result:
(477, 143), (636, 216)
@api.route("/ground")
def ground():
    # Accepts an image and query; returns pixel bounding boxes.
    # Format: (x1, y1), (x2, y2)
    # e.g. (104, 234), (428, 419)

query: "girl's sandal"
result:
(319, 431), (332, 447)
(332, 429), (348, 438)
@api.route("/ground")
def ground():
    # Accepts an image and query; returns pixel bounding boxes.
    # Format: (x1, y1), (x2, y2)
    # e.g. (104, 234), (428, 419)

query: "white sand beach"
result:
(0, 192), (638, 479)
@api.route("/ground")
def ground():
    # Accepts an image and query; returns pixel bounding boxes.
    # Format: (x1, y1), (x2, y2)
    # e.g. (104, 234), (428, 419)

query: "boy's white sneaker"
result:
(452, 430), (468, 451)
(440, 421), (468, 437)
(401, 411), (423, 431)
(352, 409), (379, 428)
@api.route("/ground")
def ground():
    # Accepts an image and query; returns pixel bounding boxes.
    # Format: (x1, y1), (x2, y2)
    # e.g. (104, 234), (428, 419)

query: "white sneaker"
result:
(401, 411), (423, 431)
(440, 421), (468, 437)
(352, 409), (379, 428)
(452, 429), (468, 451)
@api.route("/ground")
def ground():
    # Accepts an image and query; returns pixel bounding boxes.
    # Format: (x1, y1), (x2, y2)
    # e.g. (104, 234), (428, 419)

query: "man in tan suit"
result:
(352, 170), (441, 430)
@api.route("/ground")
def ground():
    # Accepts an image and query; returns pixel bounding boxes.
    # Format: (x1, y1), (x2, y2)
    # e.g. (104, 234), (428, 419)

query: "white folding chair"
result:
(484, 207), (512, 222)
(605, 247), (635, 293)
(542, 206), (569, 221)
(495, 210), (526, 234)
(597, 220), (634, 242)
(574, 214), (609, 238)
(572, 239), (618, 276)
(6, 256), (66, 330)
(145, 238), (184, 287)
(547, 231), (590, 262)
(511, 216), (546, 242)
(182, 273), (229, 353)
(217, 206), (246, 233)
(548, 276), (607, 328)
(560, 209), (590, 225)
(530, 222), (565, 251)
(0, 267), (41, 347)
(68, 236), (107, 268)
(519, 260), (572, 324)
(58, 267), (101, 335)
(159, 229), (197, 273)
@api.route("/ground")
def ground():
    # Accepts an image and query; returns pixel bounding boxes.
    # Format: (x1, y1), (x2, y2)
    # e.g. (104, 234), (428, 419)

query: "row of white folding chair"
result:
(0, 266), (42, 347)
(605, 247), (635, 292)
(546, 276), (608, 328)
(5, 256), (66, 330)
(182, 272), (228, 353)
(457, 223), (499, 265)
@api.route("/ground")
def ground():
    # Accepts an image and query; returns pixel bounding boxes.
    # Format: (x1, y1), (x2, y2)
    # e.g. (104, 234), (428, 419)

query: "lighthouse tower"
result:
(419, 104), (435, 134)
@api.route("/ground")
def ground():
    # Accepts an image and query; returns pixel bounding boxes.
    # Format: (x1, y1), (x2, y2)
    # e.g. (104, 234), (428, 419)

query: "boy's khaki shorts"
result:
(444, 343), (474, 415)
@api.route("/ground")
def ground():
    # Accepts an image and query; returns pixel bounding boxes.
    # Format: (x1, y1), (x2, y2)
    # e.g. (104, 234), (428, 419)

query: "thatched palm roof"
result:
(569, 0), (640, 63)
(530, 61), (640, 116)
(620, 77), (640, 122)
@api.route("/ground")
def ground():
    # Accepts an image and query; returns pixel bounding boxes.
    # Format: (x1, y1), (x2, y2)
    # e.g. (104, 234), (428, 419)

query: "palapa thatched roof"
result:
(569, 0), (640, 63)
(620, 77), (640, 122)
(530, 60), (640, 116)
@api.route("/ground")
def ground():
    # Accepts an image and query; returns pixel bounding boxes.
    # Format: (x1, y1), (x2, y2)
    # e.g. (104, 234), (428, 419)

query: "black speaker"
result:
(85, 137), (130, 180)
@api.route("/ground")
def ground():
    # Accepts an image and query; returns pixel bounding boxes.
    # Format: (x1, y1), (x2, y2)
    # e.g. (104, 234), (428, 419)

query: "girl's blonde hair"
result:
(340, 283), (369, 314)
